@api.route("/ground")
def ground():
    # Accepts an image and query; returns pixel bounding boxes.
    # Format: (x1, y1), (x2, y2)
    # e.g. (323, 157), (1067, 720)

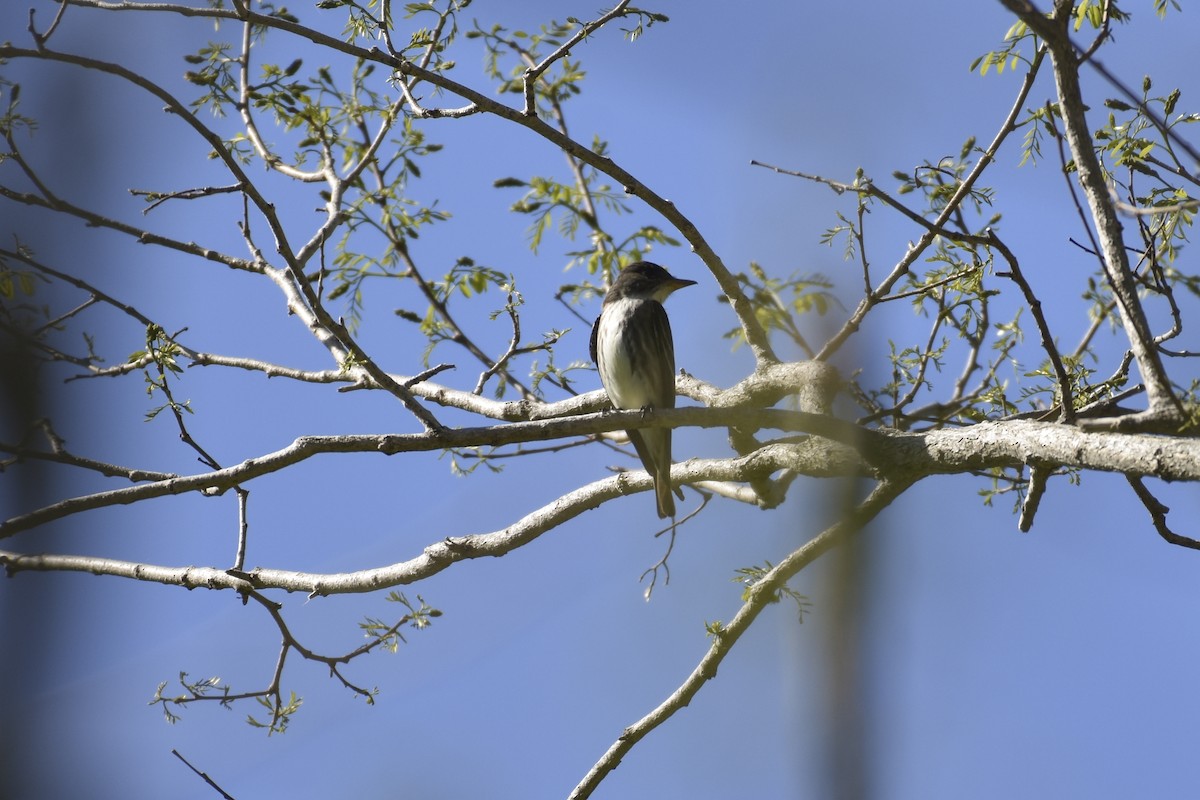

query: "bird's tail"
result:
(654, 472), (676, 519)
(628, 428), (683, 519)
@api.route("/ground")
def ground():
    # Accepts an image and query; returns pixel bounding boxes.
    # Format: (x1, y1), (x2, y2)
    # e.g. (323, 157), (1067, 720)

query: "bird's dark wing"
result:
(589, 313), (601, 365)
(623, 300), (676, 409)
(626, 429), (661, 476)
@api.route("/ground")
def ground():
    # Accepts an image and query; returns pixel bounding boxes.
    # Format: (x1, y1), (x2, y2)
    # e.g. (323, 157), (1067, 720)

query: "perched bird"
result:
(590, 261), (696, 518)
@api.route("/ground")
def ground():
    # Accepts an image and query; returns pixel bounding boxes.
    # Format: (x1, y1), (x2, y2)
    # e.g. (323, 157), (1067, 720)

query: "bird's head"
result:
(610, 261), (697, 303)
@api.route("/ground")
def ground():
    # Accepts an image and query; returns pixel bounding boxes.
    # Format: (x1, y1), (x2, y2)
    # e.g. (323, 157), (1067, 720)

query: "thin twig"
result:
(172, 750), (237, 800)
(756, 46), (1045, 362)
(988, 230), (1076, 423)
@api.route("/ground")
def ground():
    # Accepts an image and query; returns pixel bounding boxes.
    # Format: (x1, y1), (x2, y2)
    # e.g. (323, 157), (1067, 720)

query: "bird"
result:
(590, 261), (696, 518)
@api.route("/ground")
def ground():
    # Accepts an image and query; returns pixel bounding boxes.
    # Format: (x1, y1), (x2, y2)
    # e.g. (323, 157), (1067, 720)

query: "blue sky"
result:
(3, 2), (1200, 799)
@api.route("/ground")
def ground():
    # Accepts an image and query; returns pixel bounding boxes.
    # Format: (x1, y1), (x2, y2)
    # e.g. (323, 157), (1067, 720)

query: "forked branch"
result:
(999, 0), (1183, 429)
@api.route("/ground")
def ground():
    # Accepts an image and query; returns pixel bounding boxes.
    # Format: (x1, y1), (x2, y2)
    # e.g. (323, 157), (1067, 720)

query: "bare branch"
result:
(568, 478), (910, 800)
(131, 183), (244, 214)
(27, 0), (70, 47)
(0, 185), (259, 273)
(0, 418), (177, 482)
(1126, 476), (1200, 551)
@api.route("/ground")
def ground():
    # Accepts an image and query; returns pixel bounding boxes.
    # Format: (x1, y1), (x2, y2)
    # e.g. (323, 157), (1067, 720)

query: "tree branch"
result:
(48, 0), (779, 366)
(999, 0), (1182, 427)
(6, 412), (1200, 552)
(568, 477), (911, 800)
(797, 45), (1045, 361)
(0, 406), (864, 538)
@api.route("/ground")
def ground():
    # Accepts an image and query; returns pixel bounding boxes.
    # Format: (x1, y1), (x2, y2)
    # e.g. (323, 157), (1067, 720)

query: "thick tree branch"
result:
(0, 444), (848, 593)
(0, 406), (863, 538)
(6, 410), (1200, 541)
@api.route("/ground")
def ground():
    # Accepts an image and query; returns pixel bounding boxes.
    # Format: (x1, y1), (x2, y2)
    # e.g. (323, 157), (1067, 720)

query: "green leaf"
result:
(1164, 88), (1181, 116)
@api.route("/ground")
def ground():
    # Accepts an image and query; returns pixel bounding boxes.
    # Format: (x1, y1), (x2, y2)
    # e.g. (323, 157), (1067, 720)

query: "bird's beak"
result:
(656, 276), (697, 302)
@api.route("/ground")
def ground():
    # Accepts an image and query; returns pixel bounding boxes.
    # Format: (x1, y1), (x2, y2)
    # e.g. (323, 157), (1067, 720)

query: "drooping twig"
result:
(150, 590), (438, 733)
(147, 334), (255, 570)
(639, 493), (709, 601)
(1126, 476), (1200, 551)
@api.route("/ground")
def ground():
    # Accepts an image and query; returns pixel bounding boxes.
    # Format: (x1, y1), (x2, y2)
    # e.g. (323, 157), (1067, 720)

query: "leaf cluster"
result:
(720, 262), (836, 358)
(131, 325), (191, 422)
(731, 563), (813, 623)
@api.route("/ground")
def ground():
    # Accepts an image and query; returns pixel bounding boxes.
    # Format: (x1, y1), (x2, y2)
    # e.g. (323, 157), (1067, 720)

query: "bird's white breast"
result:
(596, 296), (653, 410)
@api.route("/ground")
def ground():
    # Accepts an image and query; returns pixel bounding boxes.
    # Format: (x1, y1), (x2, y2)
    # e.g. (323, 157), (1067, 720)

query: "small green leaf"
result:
(1164, 88), (1181, 116)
